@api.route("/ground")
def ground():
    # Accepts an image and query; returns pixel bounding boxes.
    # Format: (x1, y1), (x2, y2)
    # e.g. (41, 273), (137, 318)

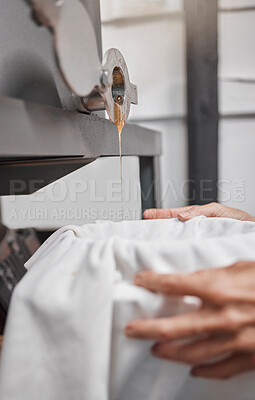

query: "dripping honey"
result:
(114, 102), (125, 182)
(111, 66), (126, 207)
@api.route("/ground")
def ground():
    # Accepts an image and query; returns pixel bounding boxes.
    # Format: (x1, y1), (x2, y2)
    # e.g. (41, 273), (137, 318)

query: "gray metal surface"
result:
(0, 96), (161, 195)
(0, 0), (102, 111)
(0, 96), (160, 159)
(0, 158), (96, 196)
(29, 1), (137, 123)
(80, 0), (102, 60)
(0, 0), (161, 201)
(29, 0), (102, 97)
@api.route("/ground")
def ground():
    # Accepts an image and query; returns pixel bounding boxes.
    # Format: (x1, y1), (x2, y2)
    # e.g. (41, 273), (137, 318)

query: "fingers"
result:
(134, 268), (255, 305)
(125, 308), (230, 341)
(234, 327), (255, 351)
(151, 327), (255, 366)
(144, 203), (255, 222)
(178, 203), (220, 221)
(144, 203), (223, 221)
(134, 270), (213, 300)
(143, 207), (194, 220)
(191, 353), (255, 380)
(151, 334), (236, 365)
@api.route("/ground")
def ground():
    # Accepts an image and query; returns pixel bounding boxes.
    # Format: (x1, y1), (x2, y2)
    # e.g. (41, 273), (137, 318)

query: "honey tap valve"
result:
(82, 49), (138, 125)
(29, 0), (138, 125)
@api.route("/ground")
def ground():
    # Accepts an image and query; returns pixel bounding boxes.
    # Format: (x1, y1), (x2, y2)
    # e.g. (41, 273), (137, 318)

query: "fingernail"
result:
(143, 210), (149, 219)
(134, 274), (144, 286)
(152, 344), (162, 356)
(178, 212), (191, 219)
(125, 326), (135, 337)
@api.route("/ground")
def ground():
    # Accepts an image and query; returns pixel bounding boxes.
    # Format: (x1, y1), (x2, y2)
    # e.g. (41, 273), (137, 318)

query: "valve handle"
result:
(30, 0), (138, 124)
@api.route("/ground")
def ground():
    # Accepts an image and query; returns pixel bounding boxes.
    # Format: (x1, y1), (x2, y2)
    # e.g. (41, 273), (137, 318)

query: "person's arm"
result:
(144, 202), (255, 223)
(126, 261), (255, 380)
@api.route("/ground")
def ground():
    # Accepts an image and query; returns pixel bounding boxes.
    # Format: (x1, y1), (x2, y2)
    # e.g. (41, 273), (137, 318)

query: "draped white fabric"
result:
(1, 217), (255, 400)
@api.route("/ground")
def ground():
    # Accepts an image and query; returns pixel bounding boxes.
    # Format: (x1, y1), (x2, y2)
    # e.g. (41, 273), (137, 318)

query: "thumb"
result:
(178, 207), (200, 221)
(178, 203), (217, 221)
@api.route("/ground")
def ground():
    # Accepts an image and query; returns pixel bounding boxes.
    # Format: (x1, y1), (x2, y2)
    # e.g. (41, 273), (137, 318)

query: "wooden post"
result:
(184, 0), (219, 205)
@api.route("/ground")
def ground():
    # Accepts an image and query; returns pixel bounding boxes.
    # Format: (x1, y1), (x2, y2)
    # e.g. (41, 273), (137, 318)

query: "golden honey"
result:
(114, 102), (125, 182)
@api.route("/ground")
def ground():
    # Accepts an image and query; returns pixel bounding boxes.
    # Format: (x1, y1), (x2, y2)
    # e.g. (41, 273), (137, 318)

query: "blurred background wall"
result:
(101, 0), (255, 214)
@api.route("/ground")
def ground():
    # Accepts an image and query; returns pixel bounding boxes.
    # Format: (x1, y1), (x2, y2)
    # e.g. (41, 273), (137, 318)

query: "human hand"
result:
(125, 261), (255, 380)
(144, 202), (255, 223)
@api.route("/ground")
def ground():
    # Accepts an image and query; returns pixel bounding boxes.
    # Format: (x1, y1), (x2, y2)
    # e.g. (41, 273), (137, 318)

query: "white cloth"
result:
(1, 217), (255, 400)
